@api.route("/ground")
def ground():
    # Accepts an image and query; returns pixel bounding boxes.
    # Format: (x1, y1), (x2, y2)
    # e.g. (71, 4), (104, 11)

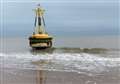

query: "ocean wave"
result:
(30, 47), (109, 54)
(0, 52), (120, 75)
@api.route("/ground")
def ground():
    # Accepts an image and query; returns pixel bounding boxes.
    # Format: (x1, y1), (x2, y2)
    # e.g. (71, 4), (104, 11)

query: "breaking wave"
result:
(0, 51), (120, 75)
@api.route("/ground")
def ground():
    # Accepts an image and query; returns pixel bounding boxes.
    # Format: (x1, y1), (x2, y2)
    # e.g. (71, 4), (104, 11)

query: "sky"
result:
(0, 0), (119, 37)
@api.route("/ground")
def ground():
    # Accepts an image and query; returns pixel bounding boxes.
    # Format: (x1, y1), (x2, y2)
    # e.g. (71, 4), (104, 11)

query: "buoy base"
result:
(29, 35), (53, 49)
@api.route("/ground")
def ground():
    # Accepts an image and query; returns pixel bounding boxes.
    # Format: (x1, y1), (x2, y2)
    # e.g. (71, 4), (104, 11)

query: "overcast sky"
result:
(1, 0), (119, 37)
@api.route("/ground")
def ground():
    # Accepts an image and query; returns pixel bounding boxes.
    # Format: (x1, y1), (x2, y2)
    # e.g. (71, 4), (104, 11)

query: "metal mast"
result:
(34, 4), (46, 34)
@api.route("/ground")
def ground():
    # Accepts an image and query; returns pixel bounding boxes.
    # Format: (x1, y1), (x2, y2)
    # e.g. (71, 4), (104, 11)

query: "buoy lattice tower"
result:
(34, 4), (46, 34)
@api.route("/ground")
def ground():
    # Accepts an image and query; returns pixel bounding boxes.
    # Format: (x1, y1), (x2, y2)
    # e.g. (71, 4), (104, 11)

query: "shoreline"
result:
(0, 67), (119, 84)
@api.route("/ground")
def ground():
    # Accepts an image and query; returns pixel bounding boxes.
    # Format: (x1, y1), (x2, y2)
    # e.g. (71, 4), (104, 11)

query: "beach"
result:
(1, 68), (120, 84)
(0, 0), (120, 84)
(0, 37), (120, 84)
(1, 0), (120, 84)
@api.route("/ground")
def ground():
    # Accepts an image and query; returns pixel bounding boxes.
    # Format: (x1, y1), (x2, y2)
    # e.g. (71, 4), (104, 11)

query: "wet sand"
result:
(0, 68), (120, 84)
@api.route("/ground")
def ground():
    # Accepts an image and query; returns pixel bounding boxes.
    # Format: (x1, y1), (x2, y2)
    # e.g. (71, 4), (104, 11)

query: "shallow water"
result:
(0, 49), (120, 74)
(0, 37), (120, 84)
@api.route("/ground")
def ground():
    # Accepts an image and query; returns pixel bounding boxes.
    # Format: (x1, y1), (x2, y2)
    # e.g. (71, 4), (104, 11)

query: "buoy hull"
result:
(29, 36), (52, 49)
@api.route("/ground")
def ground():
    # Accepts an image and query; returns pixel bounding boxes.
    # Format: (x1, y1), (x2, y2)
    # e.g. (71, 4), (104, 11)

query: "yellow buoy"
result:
(29, 4), (53, 49)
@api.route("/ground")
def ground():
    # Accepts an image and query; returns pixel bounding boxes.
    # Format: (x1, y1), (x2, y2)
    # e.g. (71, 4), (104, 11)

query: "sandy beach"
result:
(0, 67), (120, 84)
(1, 0), (120, 84)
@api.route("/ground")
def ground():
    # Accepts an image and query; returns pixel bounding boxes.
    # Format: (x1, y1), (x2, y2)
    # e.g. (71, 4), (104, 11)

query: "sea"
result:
(0, 36), (120, 84)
